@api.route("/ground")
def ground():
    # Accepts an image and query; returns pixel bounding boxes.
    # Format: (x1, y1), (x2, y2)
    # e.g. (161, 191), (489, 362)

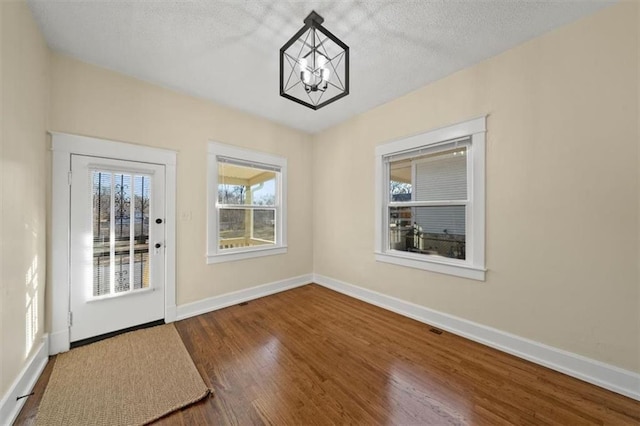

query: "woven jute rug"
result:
(35, 324), (210, 425)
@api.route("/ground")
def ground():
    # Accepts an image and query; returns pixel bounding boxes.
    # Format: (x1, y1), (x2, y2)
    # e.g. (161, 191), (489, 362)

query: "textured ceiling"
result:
(27, 0), (614, 134)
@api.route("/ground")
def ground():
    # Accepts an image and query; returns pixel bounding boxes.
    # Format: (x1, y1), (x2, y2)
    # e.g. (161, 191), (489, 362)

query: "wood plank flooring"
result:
(15, 284), (640, 425)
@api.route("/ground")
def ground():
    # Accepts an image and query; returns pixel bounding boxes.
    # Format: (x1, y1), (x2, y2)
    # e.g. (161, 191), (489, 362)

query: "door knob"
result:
(155, 243), (161, 249)
(156, 218), (163, 224)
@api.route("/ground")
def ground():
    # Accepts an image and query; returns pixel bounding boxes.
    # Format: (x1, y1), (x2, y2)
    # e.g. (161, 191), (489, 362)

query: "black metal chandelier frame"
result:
(279, 11), (349, 110)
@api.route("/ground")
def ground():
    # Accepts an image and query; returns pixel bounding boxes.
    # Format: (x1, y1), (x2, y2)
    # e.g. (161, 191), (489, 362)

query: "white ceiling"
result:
(27, 0), (614, 134)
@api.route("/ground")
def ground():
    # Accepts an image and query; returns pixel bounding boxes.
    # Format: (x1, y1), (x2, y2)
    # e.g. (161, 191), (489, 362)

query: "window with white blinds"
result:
(207, 142), (287, 263)
(414, 145), (468, 201)
(375, 117), (486, 281)
(413, 144), (468, 238)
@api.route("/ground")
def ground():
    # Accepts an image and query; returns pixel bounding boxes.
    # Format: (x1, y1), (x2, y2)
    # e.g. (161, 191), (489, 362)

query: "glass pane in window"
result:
(219, 208), (275, 250)
(251, 176), (276, 206)
(252, 209), (275, 243)
(219, 208), (246, 240)
(414, 147), (467, 201)
(389, 159), (412, 201)
(218, 163), (277, 205)
(389, 206), (466, 260)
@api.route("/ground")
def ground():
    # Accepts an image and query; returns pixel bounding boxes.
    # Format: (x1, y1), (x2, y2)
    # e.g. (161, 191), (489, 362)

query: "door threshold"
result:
(70, 319), (165, 349)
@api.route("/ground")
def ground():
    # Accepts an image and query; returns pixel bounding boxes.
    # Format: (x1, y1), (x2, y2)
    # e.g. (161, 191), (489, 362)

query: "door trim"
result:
(50, 132), (177, 355)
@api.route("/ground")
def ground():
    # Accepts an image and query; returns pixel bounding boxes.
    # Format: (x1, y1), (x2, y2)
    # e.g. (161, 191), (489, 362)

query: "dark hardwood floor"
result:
(15, 284), (640, 425)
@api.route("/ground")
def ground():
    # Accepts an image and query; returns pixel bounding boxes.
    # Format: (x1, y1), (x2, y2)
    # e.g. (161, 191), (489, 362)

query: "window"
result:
(207, 142), (287, 263)
(375, 116), (486, 280)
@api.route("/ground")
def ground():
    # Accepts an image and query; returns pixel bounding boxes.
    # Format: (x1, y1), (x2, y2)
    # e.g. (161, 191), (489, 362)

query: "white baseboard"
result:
(313, 274), (640, 401)
(176, 274), (313, 321)
(0, 335), (49, 425)
(48, 328), (69, 355)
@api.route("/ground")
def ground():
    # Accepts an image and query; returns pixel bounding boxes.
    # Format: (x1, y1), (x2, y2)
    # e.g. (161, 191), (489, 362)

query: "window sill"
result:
(207, 246), (287, 264)
(375, 251), (486, 281)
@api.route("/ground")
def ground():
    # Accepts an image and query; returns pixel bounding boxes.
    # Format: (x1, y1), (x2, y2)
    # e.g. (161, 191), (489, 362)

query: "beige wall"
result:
(637, 0), (640, 372)
(48, 53), (314, 312)
(313, 2), (640, 373)
(0, 1), (49, 396)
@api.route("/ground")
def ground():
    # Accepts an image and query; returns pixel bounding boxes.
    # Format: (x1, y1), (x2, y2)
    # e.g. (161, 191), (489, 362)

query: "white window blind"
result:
(413, 146), (468, 236)
(414, 148), (467, 202)
(414, 205), (466, 236)
(217, 156), (281, 173)
(383, 136), (470, 163)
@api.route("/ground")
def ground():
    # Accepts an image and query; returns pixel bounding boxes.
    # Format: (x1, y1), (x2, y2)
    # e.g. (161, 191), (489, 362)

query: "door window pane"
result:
(91, 170), (152, 297)
(114, 174), (131, 293)
(92, 172), (111, 297)
(133, 175), (150, 289)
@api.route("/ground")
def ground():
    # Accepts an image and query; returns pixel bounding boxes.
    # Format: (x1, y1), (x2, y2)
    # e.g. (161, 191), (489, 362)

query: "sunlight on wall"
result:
(25, 255), (39, 357)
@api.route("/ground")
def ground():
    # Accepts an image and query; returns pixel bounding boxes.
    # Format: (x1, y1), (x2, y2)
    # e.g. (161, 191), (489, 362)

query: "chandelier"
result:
(280, 11), (349, 110)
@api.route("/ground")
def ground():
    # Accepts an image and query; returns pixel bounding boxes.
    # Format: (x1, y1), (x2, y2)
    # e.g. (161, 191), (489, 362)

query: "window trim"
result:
(207, 142), (287, 264)
(374, 116), (486, 281)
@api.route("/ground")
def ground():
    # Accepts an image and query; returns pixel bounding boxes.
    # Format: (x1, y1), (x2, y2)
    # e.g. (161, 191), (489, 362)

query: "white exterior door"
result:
(69, 154), (166, 342)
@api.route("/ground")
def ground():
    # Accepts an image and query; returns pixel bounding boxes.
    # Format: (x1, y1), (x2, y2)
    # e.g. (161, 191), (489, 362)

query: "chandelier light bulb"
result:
(302, 70), (311, 84)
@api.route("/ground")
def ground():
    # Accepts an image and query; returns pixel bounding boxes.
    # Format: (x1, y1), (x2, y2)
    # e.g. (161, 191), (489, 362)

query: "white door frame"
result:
(50, 132), (177, 354)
